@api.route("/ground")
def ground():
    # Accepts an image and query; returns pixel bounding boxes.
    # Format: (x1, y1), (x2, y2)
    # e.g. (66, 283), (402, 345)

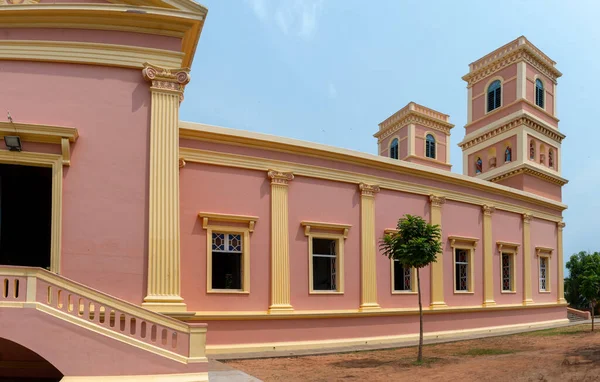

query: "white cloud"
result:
(246, 0), (323, 40)
(328, 82), (337, 99)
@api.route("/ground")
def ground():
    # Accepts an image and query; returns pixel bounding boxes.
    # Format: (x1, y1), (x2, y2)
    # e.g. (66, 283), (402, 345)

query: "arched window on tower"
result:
(390, 138), (399, 160)
(425, 134), (436, 159)
(475, 157), (483, 174)
(505, 147), (512, 163)
(549, 149), (554, 168)
(487, 80), (502, 112)
(529, 140), (535, 160)
(535, 79), (545, 108)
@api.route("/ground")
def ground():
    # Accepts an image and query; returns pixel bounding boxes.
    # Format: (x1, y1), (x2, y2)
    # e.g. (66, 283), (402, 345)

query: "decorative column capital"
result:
(482, 204), (496, 216)
(268, 170), (294, 185)
(558, 221), (566, 231)
(522, 213), (532, 224)
(429, 195), (446, 208)
(359, 183), (380, 197)
(142, 62), (191, 97)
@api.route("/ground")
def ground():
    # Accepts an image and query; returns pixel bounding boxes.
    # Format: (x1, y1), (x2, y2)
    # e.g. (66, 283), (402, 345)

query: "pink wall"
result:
(288, 177), (361, 310)
(205, 306), (565, 346)
(0, 61), (151, 304)
(466, 100), (522, 135)
(496, 175), (524, 191)
(491, 210), (523, 305)
(379, 126), (408, 158)
(442, 201), (483, 306)
(467, 134), (517, 176)
(180, 163), (271, 311)
(530, 218), (558, 303)
(375, 190), (430, 308)
(414, 124), (447, 163)
(0, 28), (181, 51)
(471, 64), (518, 122)
(526, 65), (555, 116)
(523, 174), (562, 202)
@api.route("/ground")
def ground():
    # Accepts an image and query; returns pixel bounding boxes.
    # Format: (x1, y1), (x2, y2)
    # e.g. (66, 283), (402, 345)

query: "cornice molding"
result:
(375, 113), (454, 142)
(142, 62), (191, 99)
(488, 164), (568, 186)
(463, 38), (561, 87)
(267, 169), (294, 185)
(429, 195), (446, 208)
(359, 183), (380, 197)
(0, 40), (184, 70)
(459, 114), (565, 151)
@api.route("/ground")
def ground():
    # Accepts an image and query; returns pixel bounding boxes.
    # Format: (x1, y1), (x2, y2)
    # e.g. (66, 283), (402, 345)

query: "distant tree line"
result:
(565, 251), (600, 316)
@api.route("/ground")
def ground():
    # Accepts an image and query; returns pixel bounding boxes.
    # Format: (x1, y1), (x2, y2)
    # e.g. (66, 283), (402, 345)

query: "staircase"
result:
(567, 307), (591, 322)
(0, 266), (208, 381)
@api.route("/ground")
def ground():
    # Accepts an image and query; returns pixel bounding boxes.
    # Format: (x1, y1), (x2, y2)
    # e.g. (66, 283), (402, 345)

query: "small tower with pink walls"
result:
(458, 36), (567, 201)
(375, 102), (454, 171)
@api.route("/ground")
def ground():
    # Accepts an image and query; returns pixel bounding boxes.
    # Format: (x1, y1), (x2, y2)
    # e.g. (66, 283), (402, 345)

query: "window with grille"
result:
(393, 260), (412, 291)
(211, 232), (242, 290)
(540, 257), (547, 291)
(502, 253), (513, 292)
(312, 238), (338, 291)
(535, 79), (545, 108)
(390, 138), (399, 159)
(425, 134), (436, 159)
(487, 80), (501, 112)
(455, 249), (469, 291)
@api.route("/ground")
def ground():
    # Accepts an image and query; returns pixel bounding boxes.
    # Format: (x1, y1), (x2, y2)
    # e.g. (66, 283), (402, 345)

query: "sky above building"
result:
(181, 0), (598, 271)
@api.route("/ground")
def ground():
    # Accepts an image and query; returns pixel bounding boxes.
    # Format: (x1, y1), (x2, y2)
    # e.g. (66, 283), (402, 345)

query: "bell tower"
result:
(458, 36), (567, 201)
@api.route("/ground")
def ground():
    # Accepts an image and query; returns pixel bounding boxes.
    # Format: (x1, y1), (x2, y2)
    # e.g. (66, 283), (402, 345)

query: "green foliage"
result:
(580, 268), (600, 306)
(379, 214), (442, 269)
(565, 251), (600, 310)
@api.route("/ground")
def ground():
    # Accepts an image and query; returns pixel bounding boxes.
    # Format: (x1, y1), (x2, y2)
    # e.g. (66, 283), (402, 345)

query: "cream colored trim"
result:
(180, 148), (566, 228)
(482, 205), (495, 306)
(268, 170), (294, 313)
(205, 317), (568, 354)
(498, 242), (519, 293)
(401, 154), (452, 169)
(307, 232), (346, 295)
(535, 246), (553, 257)
(532, 74), (547, 112)
(377, 102), (453, 139)
(301, 221), (351, 238)
(449, 236), (477, 293)
(61, 373), (208, 382)
(201, 217), (252, 294)
(557, 222), (566, 303)
(422, 130), (437, 160)
(409, 124), (416, 156)
(553, 82), (557, 117)
(0, 151), (62, 273)
(179, 123), (566, 213)
(517, 61), (526, 99)
(359, 183), (380, 311)
(0, 40), (184, 69)
(387, 135), (400, 159)
(463, 128), (518, 157)
(467, 87), (473, 123)
(522, 214), (533, 304)
(446, 136), (451, 165)
(429, 195), (446, 308)
(199, 213), (258, 233)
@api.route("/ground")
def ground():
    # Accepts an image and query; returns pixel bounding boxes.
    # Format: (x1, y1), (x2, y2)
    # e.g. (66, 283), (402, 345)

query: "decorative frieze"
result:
(375, 114), (453, 142)
(489, 166), (568, 186)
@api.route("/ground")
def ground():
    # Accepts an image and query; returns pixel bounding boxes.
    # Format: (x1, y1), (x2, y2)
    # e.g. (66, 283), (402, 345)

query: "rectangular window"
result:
(455, 249), (469, 292)
(312, 238), (338, 291)
(211, 232), (243, 290)
(393, 260), (412, 292)
(502, 253), (513, 292)
(540, 256), (547, 292)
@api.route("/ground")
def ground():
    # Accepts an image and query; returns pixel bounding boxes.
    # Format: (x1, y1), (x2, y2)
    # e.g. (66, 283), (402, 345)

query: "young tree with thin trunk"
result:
(379, 214), (442, 363)
(580, 268), (600, 331)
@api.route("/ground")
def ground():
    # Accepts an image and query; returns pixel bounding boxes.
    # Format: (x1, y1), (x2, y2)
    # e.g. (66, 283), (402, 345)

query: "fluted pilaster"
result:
(557, 221), (566, 304)
(522, 213), (533, 305)
(142, 63), (190, 312)
(359, 183), (380, 311)
(268, 170), (294, 313)
(429, 195), (446, 309)
(482, 205), (496, 307)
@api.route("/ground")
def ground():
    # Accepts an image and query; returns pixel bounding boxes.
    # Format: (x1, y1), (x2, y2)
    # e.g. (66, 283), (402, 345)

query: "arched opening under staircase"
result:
(0, 337), (63, 381)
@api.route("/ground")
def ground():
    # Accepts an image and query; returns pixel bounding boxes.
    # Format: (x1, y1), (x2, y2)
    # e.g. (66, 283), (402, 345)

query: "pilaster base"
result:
(430, 302), (448, 309)
(523, 299), (534, 306)
(557, 298), (567, 304)
(483, 300), (496, 307)
(268, 304), (294, 314)
(143, 296), (187, 313)
(359, 303), (381, 312)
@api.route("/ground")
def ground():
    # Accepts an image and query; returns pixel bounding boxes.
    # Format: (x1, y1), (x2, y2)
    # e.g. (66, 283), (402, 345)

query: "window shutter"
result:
(487, 90), (494, 112)
(494, 87), (501, 109)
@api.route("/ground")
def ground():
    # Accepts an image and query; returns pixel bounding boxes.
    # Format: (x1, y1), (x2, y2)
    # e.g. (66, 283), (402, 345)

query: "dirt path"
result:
(226, 325), (600, 381)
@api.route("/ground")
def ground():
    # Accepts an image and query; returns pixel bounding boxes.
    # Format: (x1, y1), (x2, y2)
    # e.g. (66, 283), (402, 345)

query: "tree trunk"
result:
(592, 303), (595, 332)
(417, 267), (423, 363)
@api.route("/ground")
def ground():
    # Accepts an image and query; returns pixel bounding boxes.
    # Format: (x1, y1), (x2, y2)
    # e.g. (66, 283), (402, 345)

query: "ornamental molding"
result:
(482, 204), (496, 216)
(488, 165), (568, 186)
(459, 114), (565, 151)
(359, 183), (380, 197)
(429, 195), (446, 208)
(535, 246), (553, 257)
(522, 213), (533, 224)
(497, 241), (520, 255)
(198, 212), (258, 232)
(463, 43), (561, 88)
(448, 235), (479, 248)
(142, 63), (191, 99)
(557, 221), (566, 230)
(267, 169), (294, 185)
(301, 221), (351, 238)
(375, 113), (454, 142)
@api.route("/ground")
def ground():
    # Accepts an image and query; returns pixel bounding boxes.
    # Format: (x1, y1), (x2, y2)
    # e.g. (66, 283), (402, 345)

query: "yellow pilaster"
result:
(522, 213), (533, 305)
(482, 205), (496, 307)
(359, 183), (380, 311)
(142, 63), (190, 312)
(557, 221), (566, 304)
(429, 195), (447, 309)
(268, 170), (294, 313)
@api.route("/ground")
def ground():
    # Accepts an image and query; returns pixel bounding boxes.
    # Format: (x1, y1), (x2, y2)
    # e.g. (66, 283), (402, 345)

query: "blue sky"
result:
(181, 0), (600, 270)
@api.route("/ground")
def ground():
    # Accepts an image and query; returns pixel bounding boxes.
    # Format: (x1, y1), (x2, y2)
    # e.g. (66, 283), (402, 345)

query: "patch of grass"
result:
(456, 348), (517, 356)
(520, 325), (592, 337)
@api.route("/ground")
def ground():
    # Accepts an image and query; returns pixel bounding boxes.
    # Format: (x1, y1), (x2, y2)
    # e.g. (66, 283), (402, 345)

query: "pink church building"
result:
(0, 0), (567, 380)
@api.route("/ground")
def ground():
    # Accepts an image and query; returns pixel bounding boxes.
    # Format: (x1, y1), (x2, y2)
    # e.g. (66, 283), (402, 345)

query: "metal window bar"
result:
(455, 250), (469, 291)
(540, 257), (547, 291)
(502, 253), (511, 291)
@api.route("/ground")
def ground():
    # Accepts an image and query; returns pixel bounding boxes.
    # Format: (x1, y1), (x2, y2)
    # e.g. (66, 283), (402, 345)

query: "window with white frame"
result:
(312, 238), (338, 291)
(211, 232), (243, 290)
(501, 253), (513, 292)
(455, 249), (469, 291)
(535, 79), (545, 108)
(539, 256), (548, 292)
(393, 260), (413, 292)
(390, 138), (399, 160)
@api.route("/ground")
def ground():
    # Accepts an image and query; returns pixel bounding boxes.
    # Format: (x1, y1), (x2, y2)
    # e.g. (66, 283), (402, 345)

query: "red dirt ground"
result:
(226, 324), (600, 381)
